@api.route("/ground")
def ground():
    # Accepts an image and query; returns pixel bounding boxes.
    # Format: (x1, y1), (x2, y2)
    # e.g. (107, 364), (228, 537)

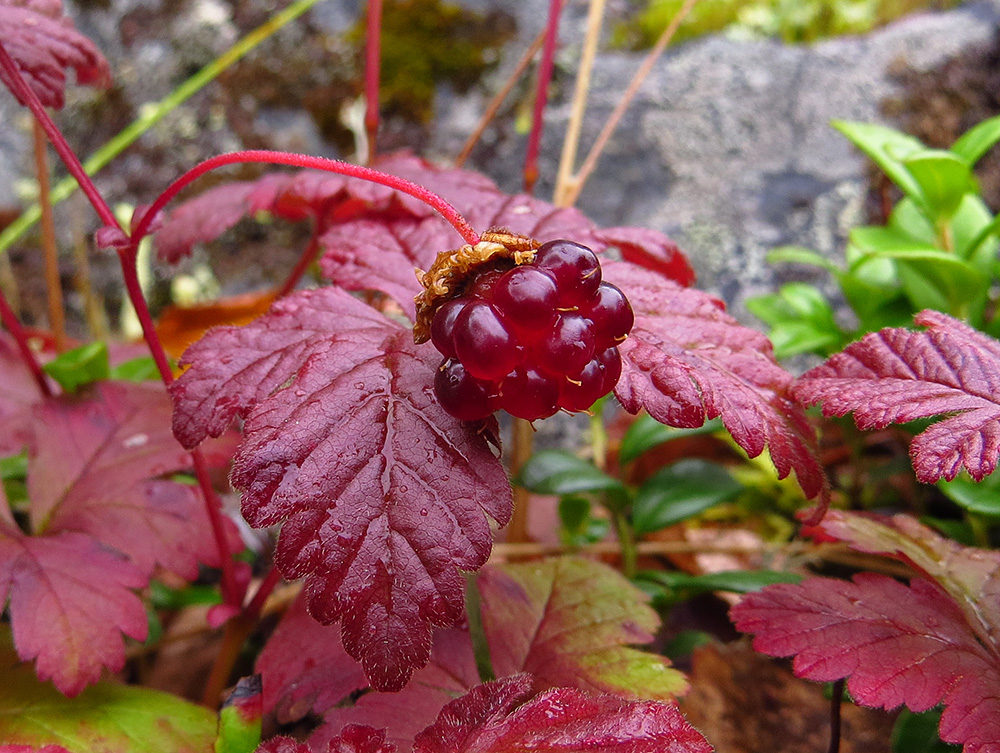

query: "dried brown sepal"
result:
(412, 228), (540, 343)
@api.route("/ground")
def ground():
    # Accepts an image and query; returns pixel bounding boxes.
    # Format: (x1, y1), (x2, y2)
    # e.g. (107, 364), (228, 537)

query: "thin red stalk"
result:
(192, 448), (242, 607)
(275, 228), (321, 298)
(244, 565), (283, 619)
(455, 29), (546, 167)
(522, 0), (564, 194)
(0, 43), (118, 229)
(364, 0), (383, 163)
(132, 150), (480, 246)
(0, 290), (53, 398)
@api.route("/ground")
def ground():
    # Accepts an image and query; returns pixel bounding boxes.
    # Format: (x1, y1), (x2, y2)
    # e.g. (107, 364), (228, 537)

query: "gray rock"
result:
(436, 0), (1000, 320)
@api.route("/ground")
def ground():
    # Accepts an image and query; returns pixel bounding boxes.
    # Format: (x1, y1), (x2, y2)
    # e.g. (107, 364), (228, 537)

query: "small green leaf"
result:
(42, 342), (110, 393)
(938, 472), (1000, 518)
(903, 150), (975, 219)
(619, 415), (724, 465)
(517, 449), (625, 496)
(951, 115), (1000, 167)
(663, 630), (713, 660)
(746, 283), (843, 358)
(632, 459), (742, 534)
(215, 676), (262, 753)
(110, 355), (162, 382)
(557, 496), (610, 547)
(833, 120), (925, 199)
(0, 453), (27, 480)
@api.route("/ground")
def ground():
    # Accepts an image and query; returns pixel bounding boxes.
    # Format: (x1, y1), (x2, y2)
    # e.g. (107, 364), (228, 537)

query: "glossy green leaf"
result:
(833, 120), (925, 199)
(42, 342), (109, 393)
(746, 283), (843, 358)
(938, 472), (1000, 518)
(110, 356), (162, 382)
(557, 496), (609, 547)
(0, 630), (216, 752)
(619, 415), (724, 465)
(903, 150), (975, 219)
(517, 449), (625, 496)
(638, 568), (803, 596)
(632, 459), (742, 534)
(951, 115), (1000, 167)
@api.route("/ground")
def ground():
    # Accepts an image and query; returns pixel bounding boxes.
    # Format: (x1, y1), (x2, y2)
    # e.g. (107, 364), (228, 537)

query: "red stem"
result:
(192, 449), (242, 607)
(275, 228), (321, 299)
(132, 150), (480, 246)
(0, 291), (53, 398)
(244, 565), (283, 619)
(364, 0), (383, 163)
(0, 43), (119, 230)
(523, 0), (563, 194)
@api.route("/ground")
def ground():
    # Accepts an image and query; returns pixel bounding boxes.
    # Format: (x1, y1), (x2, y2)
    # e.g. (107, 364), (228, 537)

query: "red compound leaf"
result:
(731, 571), (1000, 753)
(478, 557), (687, 700)
(0, 0), (111, 109)
(605, 260), (826, 505)
(28, 381), (228, 579)
(411, 675), (713, 753)
(171, 286), (511, 691)
(794, 310), (1000, 483)
(0, 523), (147, 697)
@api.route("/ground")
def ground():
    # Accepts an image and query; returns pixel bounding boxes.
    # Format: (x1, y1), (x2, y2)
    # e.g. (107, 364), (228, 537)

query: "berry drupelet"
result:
(423, 237), (633, 422)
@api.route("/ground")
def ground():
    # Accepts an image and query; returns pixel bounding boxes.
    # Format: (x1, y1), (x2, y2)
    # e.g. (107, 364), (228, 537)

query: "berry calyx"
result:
(422, 234), (633, 421)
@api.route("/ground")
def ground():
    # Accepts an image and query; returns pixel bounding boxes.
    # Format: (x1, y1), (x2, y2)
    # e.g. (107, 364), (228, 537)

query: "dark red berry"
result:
(430, 298), (469, 360)
(452, 300), (519, 380)
(500, 367), (560, 420)
(534, 240), (602, 306)
(583, 282), (634, 348)
(492, 265), (559, 333)
(596, 346), (622, 393)
(467, 268), (505, 300)
(558, 357), (607, 412)
(434, 359), (499, 421)
(537, 313), (596, 377)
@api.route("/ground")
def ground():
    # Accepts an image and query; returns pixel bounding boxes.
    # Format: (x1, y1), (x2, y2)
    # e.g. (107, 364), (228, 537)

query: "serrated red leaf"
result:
(171, 286), (511, 691)
(731, 572), (1000, 753)
(794, 310), (1000, 483)
(411, 676), (713, 753)
(605, 260), (826, 504)
(478, 557), (687, 699)
(0, 525), (147, 696)
(28, 381), (226, 578)
(0, 0), (110, 109)
(258, 727), (395, 753)
(0, 332), (47, 455)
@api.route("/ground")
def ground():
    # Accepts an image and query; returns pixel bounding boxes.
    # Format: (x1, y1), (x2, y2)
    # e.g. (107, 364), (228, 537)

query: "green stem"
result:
(464, 572), (495, 683)
(0, 0), (324, 254)
(611, 508), (637, 578)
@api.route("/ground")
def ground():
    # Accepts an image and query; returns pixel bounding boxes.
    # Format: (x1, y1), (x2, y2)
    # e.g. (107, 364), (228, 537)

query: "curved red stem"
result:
(0, 291), (52, 398)
(523, 0), (564, 194)
(132, 150), (480, 246)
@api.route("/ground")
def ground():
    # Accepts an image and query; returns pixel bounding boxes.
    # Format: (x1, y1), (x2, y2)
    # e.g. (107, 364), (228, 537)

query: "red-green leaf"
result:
(606, 260), (827, 506)
(172, 286), (511, 691)
(411, 675), (712, 753)
(478, 557), (687, 699)
(0, 629), (219, 751)
(731, 572), (1000, 753)
(0, 0), (111, 109)
(794, 310), (1000, 483)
